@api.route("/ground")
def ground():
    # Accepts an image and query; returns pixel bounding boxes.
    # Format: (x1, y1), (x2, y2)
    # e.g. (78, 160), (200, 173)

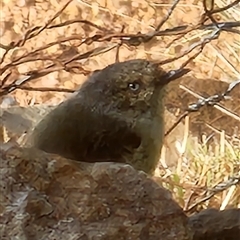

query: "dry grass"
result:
(157, 126), (240, 213)
(1, 0), (239, 214)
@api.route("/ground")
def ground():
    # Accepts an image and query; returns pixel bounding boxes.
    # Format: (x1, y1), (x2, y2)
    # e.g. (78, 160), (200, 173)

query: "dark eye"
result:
(128, 82), (140, 92)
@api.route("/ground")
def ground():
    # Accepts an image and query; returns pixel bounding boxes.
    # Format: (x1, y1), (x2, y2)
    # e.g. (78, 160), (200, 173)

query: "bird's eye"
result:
(128, 82), (140, 92)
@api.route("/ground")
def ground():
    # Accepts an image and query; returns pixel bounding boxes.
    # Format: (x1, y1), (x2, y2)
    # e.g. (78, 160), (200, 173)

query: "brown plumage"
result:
(29, 59), (187, 174)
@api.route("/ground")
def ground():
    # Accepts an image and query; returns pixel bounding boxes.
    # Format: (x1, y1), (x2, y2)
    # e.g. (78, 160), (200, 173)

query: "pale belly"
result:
(126, 112), (165, 174)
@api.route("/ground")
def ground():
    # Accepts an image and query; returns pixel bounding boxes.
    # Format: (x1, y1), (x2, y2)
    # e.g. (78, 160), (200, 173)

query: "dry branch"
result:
(1, 0), (239, 96)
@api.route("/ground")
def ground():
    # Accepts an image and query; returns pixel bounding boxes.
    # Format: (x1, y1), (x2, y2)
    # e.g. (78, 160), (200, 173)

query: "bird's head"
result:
(78, 59), (189, 119)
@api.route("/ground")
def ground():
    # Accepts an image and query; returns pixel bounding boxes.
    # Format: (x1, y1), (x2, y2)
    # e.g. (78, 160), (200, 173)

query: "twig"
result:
(184, 174), (240, 212)
(165, 79), (240, 137)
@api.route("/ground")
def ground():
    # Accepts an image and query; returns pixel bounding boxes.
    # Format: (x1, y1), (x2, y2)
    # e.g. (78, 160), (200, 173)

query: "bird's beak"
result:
(158, 68), (191, 86)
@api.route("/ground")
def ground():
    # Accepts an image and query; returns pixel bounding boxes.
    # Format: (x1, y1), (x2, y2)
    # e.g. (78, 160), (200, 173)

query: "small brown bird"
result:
(29, 59), (188, 174)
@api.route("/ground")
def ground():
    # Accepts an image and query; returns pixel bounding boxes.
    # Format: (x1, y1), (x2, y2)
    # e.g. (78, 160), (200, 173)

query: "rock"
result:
(0, 104), (55, 143)
(0, 144), (192, 240)
(189, 208), (240, 240)
(1, 144), (239, 239)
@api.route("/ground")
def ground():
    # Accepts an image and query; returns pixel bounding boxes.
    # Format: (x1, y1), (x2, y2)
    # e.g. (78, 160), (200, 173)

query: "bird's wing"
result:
(64, 103), (142, 163)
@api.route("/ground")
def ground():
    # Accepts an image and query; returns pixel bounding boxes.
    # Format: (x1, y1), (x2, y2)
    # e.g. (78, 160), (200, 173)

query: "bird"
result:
(26, 59), (188, 174)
